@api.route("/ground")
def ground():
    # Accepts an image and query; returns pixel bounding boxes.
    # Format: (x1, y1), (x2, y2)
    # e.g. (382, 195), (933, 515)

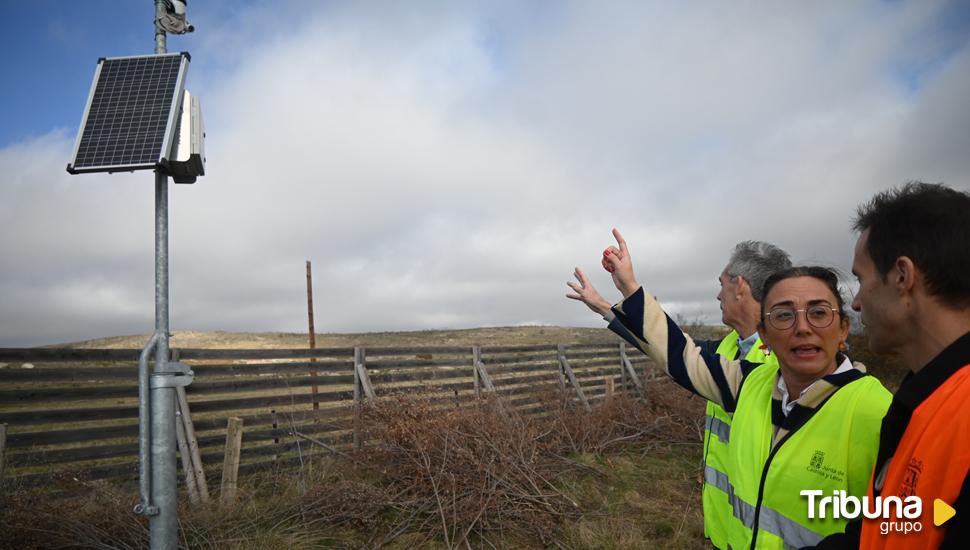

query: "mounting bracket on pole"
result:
(133, 502), (160, 517)
(150, 362), (195, 389)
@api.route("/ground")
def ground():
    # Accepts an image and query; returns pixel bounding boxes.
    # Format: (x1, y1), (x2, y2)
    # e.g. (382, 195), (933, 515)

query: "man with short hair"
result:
(816, 182), (970, 548)
(568, 240), (791, 549)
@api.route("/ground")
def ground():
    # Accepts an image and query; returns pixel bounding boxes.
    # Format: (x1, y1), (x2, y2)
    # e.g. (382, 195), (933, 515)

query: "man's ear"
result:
(736, 276), (750, 297)
(893, 256), (918, 294)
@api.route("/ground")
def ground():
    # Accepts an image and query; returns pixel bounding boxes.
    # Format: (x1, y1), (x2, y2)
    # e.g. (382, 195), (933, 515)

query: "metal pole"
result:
(150, 1), (178, 547)
(151, 171), (179, 549)
(155, 0), (167, 55)
(136, 333), (159, 516)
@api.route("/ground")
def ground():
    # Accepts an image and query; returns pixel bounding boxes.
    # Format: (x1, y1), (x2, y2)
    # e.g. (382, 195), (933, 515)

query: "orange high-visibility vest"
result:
(859, 364), (970, 549)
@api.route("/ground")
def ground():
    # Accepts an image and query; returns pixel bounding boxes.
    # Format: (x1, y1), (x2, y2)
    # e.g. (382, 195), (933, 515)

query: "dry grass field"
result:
(59, 324), (727, 350)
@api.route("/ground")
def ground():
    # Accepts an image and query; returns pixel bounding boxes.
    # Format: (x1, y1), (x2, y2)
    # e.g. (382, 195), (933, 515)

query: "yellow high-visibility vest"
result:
(703, 332), (773, 549)
(724, 361), (890, 549)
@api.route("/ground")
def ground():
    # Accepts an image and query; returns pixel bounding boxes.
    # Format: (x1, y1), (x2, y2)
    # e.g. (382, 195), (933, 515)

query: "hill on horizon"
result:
(54, 324), (731, 349)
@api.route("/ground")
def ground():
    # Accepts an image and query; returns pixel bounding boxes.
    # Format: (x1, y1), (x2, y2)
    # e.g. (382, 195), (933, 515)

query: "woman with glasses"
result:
(567, 229), (891, 550)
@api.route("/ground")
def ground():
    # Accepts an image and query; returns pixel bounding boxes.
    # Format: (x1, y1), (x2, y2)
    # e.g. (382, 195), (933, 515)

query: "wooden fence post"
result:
(306, 260), (320, 414)
(271, 409), (280, 461)
(221, 417), (243, 506)
(177, 386), (210, 503)
(619, 344), (646, 401)
(472, 346), (495, 395)
(0, 423), (6, 488)
(353, 347), (364, 450)
(175, 408), (200, 505)
(472, 346), (481, 396)
(558, 344), (591, 412)
(556, 344), (567, 394)
(619, 342), (629, 391)
(356, 361), (376, 401)
(605, 376), (615, 401)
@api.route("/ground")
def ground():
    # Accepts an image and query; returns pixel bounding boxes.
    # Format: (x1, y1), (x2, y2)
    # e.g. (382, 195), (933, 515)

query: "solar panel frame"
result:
(67, 52), (190, 175)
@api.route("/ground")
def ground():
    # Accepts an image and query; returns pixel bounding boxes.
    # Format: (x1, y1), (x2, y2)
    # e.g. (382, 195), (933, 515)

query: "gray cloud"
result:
(2, 1), (969, 346)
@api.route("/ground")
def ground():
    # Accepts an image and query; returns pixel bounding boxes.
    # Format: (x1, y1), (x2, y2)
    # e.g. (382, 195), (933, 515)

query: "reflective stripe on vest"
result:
(705, 464), (823, 549)
(707, 333), (774, 446)
(705, 413), (731, 443)
(725, 361), (892, 550)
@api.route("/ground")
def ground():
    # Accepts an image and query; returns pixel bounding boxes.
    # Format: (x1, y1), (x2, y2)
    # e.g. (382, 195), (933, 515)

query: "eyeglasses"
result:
(764, 305), (839, 330)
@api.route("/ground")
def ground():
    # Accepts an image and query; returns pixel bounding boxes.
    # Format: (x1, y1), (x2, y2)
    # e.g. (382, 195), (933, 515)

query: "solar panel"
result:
(67, 52), (190, 174)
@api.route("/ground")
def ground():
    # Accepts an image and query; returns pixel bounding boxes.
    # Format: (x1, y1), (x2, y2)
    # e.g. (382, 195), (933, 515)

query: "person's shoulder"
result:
(738, 356), (779, 382)
(844, 361), (893, 412)
(946, 363), (970, 392)
(932, 365), (970, 424)
(695, 338), (720, 355)
(850, 360), (891, 387)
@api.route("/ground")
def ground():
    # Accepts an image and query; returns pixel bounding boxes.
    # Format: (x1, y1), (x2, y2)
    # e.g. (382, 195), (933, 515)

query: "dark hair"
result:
(759, 266), (847, 322)
(724, 241), (792, 302)
(854, 182), (970, 308)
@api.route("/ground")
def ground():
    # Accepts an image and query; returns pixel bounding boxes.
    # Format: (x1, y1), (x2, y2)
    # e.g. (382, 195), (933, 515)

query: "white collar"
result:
(737, 331), (760, 357)
(777, 355), (854, 416)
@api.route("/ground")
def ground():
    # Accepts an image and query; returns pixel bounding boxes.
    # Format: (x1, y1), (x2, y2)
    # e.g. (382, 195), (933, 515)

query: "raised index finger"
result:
(612, 228), (629, 256)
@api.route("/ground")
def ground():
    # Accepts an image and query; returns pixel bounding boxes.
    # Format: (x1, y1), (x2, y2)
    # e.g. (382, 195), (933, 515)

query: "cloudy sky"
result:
(1, 1), (969, 346)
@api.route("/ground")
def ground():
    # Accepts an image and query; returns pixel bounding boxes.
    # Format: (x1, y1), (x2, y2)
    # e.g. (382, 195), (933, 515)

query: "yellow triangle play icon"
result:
(934, 499), (956, 526)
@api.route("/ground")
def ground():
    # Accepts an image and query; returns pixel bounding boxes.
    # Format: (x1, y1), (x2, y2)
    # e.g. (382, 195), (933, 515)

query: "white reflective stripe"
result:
(704, 464), (732, 495)
(727, 477), (757, 531)
(704, 465), (824, 550)
(757, 506), (824, 549)
(704, 414), (731, 443)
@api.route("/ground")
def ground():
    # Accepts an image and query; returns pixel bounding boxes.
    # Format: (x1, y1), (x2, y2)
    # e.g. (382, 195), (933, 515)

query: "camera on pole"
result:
(157, 0), (195, 34)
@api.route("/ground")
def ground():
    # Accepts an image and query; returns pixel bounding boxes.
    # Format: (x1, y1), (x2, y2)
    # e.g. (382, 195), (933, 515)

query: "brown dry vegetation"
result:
(1, 378), (706, 549)
(845, 333), (909, 391)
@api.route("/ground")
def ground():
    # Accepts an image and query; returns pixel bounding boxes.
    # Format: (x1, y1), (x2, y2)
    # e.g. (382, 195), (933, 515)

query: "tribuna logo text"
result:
(801, 490), (923, 535)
